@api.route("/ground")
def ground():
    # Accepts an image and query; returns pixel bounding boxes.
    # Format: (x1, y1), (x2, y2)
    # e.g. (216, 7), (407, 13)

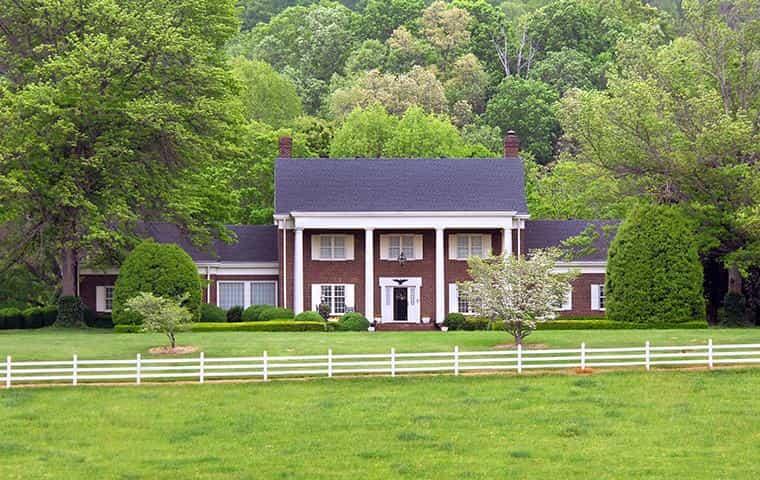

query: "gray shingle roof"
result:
(141, 223), (278, 262)
(275, 158), (528, 214)
(524, 220), (618, 262)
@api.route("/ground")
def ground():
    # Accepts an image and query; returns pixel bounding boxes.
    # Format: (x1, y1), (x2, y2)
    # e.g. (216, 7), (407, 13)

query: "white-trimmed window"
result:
(96, 286), (115, 313)
(218, 282), (245, 310)
(311, 284), (355, 314)
(448, 284), (478, 314)
(251, 281), (277, 306)
(449, 234), (491, 260)
(556, 287), (573, 311)
(313, 234), (353, 260)
(591, 284), (606, 311)
(380, 234), (422, 260)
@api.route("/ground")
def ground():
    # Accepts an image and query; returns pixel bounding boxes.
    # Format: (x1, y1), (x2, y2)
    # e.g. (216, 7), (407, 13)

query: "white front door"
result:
(379, 277), (421, 323)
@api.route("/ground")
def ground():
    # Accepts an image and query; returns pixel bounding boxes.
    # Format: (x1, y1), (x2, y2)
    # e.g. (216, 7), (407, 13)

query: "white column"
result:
(364, 228), (374, 321)
(435, 227), (445, 324)
(293, 227), (304, 314)
(502, 227), (513, 257)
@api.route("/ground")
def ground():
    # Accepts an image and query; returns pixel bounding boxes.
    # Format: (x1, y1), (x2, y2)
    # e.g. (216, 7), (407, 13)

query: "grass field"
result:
(1, 369), (759, 479)
(1, 327), (759, 360)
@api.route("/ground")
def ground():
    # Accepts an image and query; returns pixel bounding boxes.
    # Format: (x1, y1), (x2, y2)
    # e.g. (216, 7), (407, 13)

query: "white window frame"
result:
(448, 283), (479, 315)
(380, 234), (423, 261)
(217, 280), (278, 309)
(591, 284), (606, 311)
(312, 234), (353, 261)
(313, 284), (355, 315)
(449, 234), (491, 260)
(96, 286), (116, 313)
(557, 286), (573, 311)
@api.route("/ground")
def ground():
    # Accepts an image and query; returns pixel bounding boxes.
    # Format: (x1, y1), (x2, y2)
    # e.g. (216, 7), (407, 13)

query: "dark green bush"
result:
(56, 296), (85, 327)
(114, 324), (141, 333)
(201, 303), (227, 323)
(295, 311), (324, 322)
(0, 307), (24, 330)
(258, 307), (294, 321)
(22, 307), (46, 329)
(40, 305), (58, 326)
(536, 319), (708, 330)
(444, 313), (466, 330)
(335, 312), (370, 331)
(226, 305), (244, 323)
(719, 292), (748, 327)
(112, 240), (201, 325)
(191, 321), (325, 332)
(241, 304), (270, 322)
(606, 204), (705, 324)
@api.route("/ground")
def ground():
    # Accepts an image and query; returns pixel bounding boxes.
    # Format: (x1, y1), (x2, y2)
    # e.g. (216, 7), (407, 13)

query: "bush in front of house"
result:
(444, 313), (466, 330)
(241, 304), (270, 322)
(258, 307), (294, 321)
(112, 240), (202, 326)
(719, 292), (749, 327)
(606, 204), (705, 325)
(0, 307), (24, 329)
(226, 305), (244, 323)
(295, 311), (324, 322)
(190, 321), (325, 332)
(335, 312), (370, 331)
(56, 295), (86, 327)
(200, 303), (227, 323)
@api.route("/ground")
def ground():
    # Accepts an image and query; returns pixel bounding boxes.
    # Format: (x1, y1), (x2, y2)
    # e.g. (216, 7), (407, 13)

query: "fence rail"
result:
(3, 340), (760, 388)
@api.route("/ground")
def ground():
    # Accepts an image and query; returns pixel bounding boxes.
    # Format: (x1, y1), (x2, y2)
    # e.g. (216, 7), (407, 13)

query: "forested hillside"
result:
(0, 0), (758, 315)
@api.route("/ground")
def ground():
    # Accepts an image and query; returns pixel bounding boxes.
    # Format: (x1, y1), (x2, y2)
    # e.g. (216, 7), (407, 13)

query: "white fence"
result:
(3, 340), (760, 388)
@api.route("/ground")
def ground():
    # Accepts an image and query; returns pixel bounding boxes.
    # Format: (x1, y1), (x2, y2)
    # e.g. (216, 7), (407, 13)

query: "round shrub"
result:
(606, 204), (705, 324)
(336, 312), (370, 331)
(0, 307), (24, 330)
(200, 303), (227, 323)
(56, 296), (85, 327)
(112, 240), (201, 325)
(40, 305), (58, 326)
(242, 304), (269, 322)
(719, 292), (748, 327)
(444, 313), (466, 330)
(258, 307), (294, 321)
(226, 305), (244, 323)
(295, 311), (324, 322)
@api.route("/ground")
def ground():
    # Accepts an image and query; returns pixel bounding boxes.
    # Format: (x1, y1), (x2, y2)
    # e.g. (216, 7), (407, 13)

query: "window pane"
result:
(105, 286), (115, 311)
(333, 236), (345, 259)
(320, 236), (332, 259)
(219, 283), (244, 310)
(402, 236), (414, 258)
(470, 235), (483, 256)
(599, 285), (606, 309)
(457, 236), (469, 258)
(252, 282), (276, 306)
(334, 285), (346, 314)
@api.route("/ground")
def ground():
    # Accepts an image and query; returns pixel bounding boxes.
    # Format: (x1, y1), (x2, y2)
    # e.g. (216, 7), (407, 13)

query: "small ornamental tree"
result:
(112, 241), (201, 326)
(458, 249), (577, 345)
(126, 293), (192, 349)
(606, 204), (705, 324)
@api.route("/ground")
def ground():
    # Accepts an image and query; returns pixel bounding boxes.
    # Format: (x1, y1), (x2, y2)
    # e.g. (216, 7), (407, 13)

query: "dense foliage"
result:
(606, 205), (705, 324)
(112, 241), (202, 325)
(335, 312), (370, 331)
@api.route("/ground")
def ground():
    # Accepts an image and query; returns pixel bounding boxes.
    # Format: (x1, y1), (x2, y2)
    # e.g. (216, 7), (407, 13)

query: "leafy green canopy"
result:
(0, 0), (243, 294)
(113, 241), (202, 325)
(231, 57), (303, 127)
(606, 204), (705, 324)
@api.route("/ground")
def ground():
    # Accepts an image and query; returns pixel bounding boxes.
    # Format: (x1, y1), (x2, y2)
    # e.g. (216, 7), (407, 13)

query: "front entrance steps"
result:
(375, 323), (439, 332)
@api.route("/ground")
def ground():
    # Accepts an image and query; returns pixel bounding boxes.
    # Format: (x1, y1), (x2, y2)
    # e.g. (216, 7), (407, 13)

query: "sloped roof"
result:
(524, 220), (618, 262)
(141, 223), (278, 263)
(275, 157), (528, 214)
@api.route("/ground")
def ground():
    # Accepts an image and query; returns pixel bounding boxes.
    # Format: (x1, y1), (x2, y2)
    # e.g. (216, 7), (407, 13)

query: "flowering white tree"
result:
(458, 248), (577, 345)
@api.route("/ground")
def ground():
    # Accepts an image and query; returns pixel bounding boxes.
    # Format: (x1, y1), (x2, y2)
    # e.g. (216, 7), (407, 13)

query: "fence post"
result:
(391, 348), (396, 377)
(645, 341), (651, 371)
(517, 344), (523, 374)
(454, 346), (460, 376)
(579, 342), (586, 370)
(263, 351), (268, 381)
(199, 352), (205, 384)
(708, 339), (713, 370)
(6, 355), (11, 389)
(136, 353), (141, 385)
(328, 349), (333, 378)
(72, 354), (78, 386)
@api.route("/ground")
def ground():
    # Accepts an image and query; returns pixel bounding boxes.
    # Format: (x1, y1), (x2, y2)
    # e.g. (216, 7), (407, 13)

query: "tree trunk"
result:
(514, 320), (523, 346)
(169, 332), (176, 349)
(60, 246), (78, 297)
(728, 266), (743, 294)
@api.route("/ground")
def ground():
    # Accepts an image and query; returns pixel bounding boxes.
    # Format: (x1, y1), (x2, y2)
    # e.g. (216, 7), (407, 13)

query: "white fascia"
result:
(82, 261), (280, 277)
(553, 260), (607, 275)
(282, 211), (520, 230)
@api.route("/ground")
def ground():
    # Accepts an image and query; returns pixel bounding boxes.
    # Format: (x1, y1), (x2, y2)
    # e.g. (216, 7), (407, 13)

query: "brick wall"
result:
(79, 274), (118, 312)
(303, 229), (365, 312)
(562, 273), (606, 317)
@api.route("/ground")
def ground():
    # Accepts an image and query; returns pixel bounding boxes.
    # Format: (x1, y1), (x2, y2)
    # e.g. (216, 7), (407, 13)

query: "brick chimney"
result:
(503, 130), (520, 158)
(278, 136), (292, 158)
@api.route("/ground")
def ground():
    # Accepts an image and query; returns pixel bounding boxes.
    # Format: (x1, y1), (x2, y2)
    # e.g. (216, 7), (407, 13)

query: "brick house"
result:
(78, 132), (614, 325)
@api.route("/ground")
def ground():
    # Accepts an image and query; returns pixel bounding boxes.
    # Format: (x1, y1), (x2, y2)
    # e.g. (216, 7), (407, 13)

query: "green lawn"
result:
(2, 369), (759, 479)
(0, 327), (759, 360)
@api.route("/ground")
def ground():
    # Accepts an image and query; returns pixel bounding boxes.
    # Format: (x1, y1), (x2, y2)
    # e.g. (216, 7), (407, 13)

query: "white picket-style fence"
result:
(3, 340), (760, 388)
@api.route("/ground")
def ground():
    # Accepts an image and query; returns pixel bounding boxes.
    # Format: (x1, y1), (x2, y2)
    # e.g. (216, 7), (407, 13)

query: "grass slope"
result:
(0, 328), (759, 360)
(1, 370), (759, 479)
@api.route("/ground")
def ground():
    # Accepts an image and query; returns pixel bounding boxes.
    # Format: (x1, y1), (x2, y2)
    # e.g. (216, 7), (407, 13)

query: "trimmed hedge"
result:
(258, 307), (294, 321)
(607, 204), (705, 324)
(57, 296), (85, 327)
(22, 306), (57, 329)
(295, 311), (325, 322)
(0, 307), (24, 329)
(192, 321), (324, 332)
(537, 319), (709, 330)
(200, 303), (227, 323)
(226, 305), (244, 323)
(241, 304), (269, 322)
(112, 240), (202, 325)
(444, 313), (492, 331)
(335, 312), (370, 331)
